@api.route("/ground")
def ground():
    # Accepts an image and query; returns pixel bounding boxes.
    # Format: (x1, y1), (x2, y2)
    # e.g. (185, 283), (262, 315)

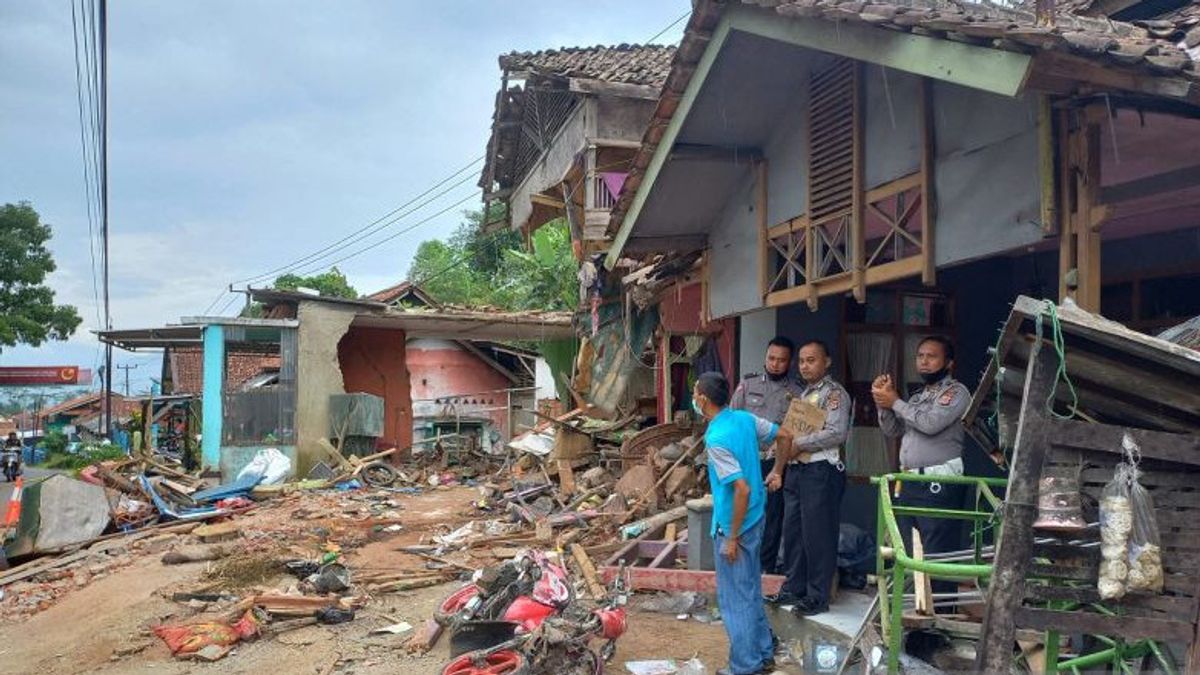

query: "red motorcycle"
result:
(438, 552), (628, 675)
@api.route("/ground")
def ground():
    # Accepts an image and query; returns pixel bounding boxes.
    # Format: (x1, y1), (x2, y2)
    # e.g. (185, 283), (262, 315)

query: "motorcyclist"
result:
(3, 432), (22, 481)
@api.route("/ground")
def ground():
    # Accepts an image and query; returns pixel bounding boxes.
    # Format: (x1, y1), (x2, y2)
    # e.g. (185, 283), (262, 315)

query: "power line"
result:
(281, 189), (480, 281)
(646, 9), (690, 44)
(69, 0), (103, 330)
(228, 155), (484, 286)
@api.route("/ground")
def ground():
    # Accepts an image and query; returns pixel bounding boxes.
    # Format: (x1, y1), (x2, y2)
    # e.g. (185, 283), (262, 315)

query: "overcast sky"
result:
(0, 1), (687, 392)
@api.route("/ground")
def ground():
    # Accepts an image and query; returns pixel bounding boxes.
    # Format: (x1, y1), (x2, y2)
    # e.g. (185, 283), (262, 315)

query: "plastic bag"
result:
(1098, 463), (1132, 600)
(1124, 435), (1164, 593)
(236, 447), (292, 485)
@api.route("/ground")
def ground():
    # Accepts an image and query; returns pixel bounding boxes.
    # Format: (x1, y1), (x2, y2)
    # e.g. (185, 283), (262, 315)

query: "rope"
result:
(1037, 300), (1080, 420)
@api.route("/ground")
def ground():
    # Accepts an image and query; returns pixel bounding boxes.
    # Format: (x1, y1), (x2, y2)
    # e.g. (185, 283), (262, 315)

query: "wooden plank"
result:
(1047, 418), (1200, 468)
(1025, 583), (1197, 615)
(850, 60), (866, 304)
(1037, 95), (1057, 236)
(1057, 109), (1075, 304)
(918, 77), (936, 286)
(1101, 163), (1200, 204)
(976, 339), (1055, 673)
(1014, 607), (1194, 642)
(764, 255), (924, 308)
(599, 566), (786, 595)
(571, 544), (607, 600)
(557, 461), (575, 496)
(864, 172), (923, 204)
(757, 159), (769, 300)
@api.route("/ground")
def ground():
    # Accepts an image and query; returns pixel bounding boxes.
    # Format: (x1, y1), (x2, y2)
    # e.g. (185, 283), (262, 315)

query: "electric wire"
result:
(69, 0), (103, 330)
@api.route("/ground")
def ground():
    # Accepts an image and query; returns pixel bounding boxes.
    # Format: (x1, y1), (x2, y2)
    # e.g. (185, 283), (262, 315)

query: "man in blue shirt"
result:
(694, 372), (792, 675)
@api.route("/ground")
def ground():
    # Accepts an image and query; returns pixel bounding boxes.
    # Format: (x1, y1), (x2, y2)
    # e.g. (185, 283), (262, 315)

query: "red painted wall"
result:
(654, 283), (736, 423)
(407, 339), (513, 438)
(337, 326), (412, 451)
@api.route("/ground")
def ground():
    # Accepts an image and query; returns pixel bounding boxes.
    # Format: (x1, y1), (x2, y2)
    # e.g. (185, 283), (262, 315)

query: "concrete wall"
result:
(408, 338), (513, 445)
(338, 326), (412, 452)
(295, 302), (356, 473)
(594, 95), (657, 142)
(933, 83), (1045, 265)
(737, 308), (777, 379)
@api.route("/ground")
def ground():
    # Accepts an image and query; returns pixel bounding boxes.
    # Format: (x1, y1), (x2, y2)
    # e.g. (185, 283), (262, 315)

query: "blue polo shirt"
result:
(704, 408), (777, 538)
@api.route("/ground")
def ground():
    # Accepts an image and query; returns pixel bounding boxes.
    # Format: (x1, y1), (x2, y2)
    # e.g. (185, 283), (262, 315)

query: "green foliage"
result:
(0, 203), (83, 352)
(40, 443), (127, 471)
(41, 430), (69, 455)
(273, 267), (358, 299)
(406, 209), (576, 312)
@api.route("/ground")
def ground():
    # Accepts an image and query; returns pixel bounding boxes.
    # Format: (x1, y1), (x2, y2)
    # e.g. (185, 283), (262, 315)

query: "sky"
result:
(0, 0), (688, 395)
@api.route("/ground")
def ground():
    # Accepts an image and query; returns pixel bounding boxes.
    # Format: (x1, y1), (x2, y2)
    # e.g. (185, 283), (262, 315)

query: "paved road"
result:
(0, 467), (59, 505)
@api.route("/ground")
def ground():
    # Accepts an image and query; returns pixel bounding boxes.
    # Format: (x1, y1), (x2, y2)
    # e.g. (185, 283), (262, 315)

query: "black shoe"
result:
(761, 657), (777, 672)
(792, 598), (830, 616)
(764, 592), (802, 605)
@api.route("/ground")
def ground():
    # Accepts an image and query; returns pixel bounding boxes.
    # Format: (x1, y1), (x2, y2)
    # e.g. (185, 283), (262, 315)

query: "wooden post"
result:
(918, 77), (937, 287)
(1057, 108), (1076, 304)
(851, 62), (866, 303)
(1037, 96), (1058, 237)
(976, 339), (1056, 672)
(1074, 107), (1105, 312)
(757, 159), (770, 302)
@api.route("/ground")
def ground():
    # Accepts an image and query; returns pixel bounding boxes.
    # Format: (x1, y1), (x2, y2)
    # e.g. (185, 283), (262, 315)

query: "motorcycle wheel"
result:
(441, 649), (528, 675)
(435, 584), (480, 626)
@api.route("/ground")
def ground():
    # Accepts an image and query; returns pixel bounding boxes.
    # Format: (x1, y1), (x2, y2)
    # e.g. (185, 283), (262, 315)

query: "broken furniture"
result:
(969, 297), (1200, 673)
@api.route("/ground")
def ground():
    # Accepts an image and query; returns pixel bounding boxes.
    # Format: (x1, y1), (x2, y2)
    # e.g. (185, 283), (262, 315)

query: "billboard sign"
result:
(0, 367), (91, 386)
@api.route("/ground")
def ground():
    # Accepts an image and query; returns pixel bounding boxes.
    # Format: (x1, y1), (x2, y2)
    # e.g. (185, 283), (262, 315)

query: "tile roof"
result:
(364, 281), (439, 307)
(498, 44), (677, 88)
(744, 0), (1199, 78)
(168, 347), (281, 395)
(607, 0), (1200, 243)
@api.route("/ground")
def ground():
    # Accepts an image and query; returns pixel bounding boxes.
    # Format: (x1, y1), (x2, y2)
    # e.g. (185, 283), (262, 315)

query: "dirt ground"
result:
(0, 486), (753, 675)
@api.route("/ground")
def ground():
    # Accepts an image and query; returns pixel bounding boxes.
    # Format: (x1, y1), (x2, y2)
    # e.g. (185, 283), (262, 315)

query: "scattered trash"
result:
(626, 660), (683, 675)
(310, 563), (351, 594)
(236, 447), (293, 485)
(152, 608), (262, 655)
(369, 621), (414, 635)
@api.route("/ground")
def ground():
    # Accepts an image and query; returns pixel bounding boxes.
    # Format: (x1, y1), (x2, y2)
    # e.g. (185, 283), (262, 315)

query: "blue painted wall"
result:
(201, 325), (225, 472)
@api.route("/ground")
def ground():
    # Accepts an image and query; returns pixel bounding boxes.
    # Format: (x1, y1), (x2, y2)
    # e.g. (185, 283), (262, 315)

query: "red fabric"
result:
(153, 609), (261, 654)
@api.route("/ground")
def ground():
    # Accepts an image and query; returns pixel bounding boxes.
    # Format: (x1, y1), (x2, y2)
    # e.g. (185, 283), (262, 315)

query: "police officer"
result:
(764, 340), (850, 615)
(872, 335), (969, 603)
(731, 336), (801, 575)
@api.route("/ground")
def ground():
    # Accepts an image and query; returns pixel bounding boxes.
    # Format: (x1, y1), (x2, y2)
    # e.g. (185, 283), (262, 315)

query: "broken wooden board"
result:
(600, 566), (786, 595)
(570, 543), (606, 600)
(193, 521), (240, 543)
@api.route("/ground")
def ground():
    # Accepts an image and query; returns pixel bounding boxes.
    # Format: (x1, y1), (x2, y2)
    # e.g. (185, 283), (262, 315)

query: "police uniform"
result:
(878, 374), (970, 597)
(779, 376), (851, 609)
(731, 372), (802, 575)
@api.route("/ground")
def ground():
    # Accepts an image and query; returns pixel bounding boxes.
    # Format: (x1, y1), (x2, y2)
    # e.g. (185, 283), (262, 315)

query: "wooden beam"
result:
(976, 339), (1055, 673)
(765, 255), (923, 308)
(727, 4), (1033, 97)
(1075, 109), (1103, 312)
(670, 143), (764, 163)
(568, 77), (662, 101)
(1030, 52), (1197, 105)
(918, 77), (937, 286)
(529, 192), (565, 209)
(1037, 95), (1058, 236)
(1057, 108), (1076, 304)
(757, 159), (769, 301)
(1014, 607), (1194, 643)
(851, 62), (866, 303)
(1100, 164), (1200, 205)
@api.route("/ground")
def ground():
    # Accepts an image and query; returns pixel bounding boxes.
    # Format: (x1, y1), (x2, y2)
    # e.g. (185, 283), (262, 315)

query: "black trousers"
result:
(780, 461), (846, 604)
(759, 459), (786, 574)
(896, 479), (967, 598)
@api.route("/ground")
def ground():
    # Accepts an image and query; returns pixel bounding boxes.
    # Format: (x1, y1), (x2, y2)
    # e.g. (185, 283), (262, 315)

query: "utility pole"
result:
(116, 363), (138, 396)
(100, 0), (112, 438)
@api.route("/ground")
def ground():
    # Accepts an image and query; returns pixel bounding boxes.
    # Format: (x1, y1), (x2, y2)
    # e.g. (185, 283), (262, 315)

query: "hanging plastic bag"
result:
(1098, 462), (1133, 600)
(1123, 435), (1164, 593)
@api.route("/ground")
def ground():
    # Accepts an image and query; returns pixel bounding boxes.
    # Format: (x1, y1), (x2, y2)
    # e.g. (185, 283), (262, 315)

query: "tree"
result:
(405, 208), (575, 312)
(0, 203), (83, 352)
(273, 267), (358, 299)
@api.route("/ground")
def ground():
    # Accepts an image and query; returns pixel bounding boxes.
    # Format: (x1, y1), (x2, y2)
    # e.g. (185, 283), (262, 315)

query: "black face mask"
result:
(921, 368), (949, 385)
(766, 370), (788, 382)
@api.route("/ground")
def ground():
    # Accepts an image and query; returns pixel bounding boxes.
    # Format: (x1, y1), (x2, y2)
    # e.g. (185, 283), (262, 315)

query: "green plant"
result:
(42, 430), (69, 455)
(39, 443), (127, 471)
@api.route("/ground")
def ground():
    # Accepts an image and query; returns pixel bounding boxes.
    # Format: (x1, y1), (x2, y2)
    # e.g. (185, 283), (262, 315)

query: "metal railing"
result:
(872, 472), (1179, 674)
